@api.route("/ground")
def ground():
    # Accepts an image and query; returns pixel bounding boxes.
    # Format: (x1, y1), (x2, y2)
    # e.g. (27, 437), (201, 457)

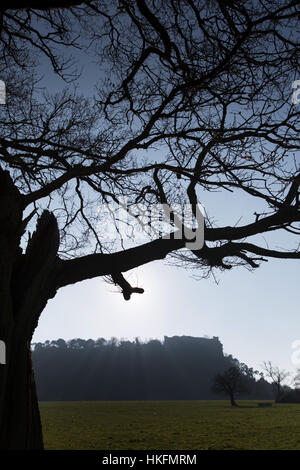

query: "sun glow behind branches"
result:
(96, 262), (168, 340)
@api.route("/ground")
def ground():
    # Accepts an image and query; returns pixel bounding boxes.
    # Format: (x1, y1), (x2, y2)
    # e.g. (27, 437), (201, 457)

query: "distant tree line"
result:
(32, 336), (273, 401)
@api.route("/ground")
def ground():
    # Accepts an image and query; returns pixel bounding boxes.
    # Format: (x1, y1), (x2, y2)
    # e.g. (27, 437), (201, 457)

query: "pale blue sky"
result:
(32, 37), (300, 384)
(33, 184), (300, 380)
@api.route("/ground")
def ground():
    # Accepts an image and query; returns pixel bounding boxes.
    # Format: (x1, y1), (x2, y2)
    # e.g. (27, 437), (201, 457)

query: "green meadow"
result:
(39, 400), (300, 450)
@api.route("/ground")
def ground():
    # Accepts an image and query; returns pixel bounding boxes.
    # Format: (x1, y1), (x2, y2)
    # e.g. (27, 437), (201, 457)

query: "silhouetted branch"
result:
(111, 272), (144, 301)
(55, 235), (185, 289)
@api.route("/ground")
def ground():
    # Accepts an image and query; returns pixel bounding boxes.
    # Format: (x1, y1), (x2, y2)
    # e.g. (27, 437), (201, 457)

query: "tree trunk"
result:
(230, 394), (238, 407)
(0, 170), (59, 449)
(0, 336), (43, 449)
(274, 383), (283, 403)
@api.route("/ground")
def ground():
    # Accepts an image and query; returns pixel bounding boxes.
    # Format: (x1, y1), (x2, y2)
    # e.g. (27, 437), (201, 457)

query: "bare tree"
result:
(211, 365), (252, 407)
(262, 361), (290, 402)
(0, 0), (300, 449)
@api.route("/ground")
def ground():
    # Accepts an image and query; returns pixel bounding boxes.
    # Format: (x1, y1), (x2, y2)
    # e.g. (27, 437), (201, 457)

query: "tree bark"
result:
(0, 337), (43, 449)
(0, 171), (59, 448)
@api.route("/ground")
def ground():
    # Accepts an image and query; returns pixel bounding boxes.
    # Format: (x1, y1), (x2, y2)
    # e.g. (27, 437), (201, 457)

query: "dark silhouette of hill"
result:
(32, 336), (273, 401)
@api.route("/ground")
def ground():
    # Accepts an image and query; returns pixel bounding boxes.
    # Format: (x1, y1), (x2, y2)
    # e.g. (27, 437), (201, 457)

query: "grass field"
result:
(39, 400), (300, 450)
